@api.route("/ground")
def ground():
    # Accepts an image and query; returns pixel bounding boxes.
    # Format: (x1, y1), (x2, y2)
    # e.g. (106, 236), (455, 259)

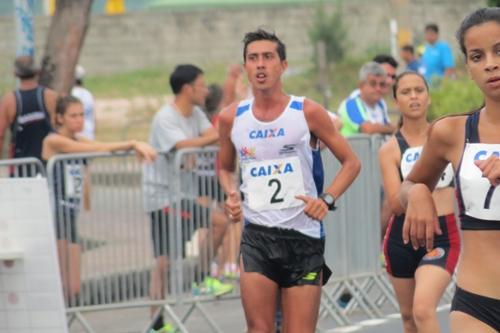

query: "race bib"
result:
(460, 144), (500, 220)
(401, 146), (454, 188)
(242, 156), (305, 212)
(64, 164), (83, 198)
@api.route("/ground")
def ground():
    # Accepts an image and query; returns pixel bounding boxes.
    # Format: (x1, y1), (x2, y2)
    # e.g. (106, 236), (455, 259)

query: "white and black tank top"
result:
(455, 111), (500, 230)
(231, 95), (325, 238)
(396, 130), (454, 188)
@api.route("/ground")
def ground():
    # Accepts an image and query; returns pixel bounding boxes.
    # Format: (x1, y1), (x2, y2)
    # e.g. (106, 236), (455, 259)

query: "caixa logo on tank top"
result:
(249, 161), (294, 177)
(401, 146), (454, 189)
(460, 144), (500, 220)
(242, 156), (305, 212)
(248, 128), (285, 139)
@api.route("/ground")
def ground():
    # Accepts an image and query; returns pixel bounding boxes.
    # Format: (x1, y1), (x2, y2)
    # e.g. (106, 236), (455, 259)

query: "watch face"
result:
(323, 194), (334, 205)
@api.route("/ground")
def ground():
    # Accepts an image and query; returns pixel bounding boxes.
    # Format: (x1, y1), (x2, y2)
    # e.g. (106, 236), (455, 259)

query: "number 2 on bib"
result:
(268, 178), (284, 204)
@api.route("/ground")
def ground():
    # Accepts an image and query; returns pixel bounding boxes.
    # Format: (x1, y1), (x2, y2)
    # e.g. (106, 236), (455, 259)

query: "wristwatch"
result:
(320, 193), (337, 211)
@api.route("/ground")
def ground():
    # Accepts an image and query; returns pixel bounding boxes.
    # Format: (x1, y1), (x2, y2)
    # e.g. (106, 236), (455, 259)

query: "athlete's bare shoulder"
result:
(218, 101), (241, 135)
(302, 98), (324, 115)
(429, 114), (468, 149)
(379, 135), (399, 160)
(302, 97), (330, 132)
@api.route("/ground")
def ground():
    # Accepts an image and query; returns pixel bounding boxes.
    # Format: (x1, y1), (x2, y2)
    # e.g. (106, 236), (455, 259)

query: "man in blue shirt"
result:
(400, 44), (422, 73)
(421, 23), (455, 84)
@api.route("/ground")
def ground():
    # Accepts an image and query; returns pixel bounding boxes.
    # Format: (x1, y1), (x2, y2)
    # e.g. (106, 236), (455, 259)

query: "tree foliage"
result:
(309, 3), (347, 64)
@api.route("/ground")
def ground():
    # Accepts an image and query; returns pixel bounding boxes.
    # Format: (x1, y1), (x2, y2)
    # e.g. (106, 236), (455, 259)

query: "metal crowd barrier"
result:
(166, 146), (239, 333)
(318, 135), (399, 329)
(0, 157), (45, 178)
(45, 148), (238, 333)
(46, 151), (167, 332)
(5, 135), (456, 332)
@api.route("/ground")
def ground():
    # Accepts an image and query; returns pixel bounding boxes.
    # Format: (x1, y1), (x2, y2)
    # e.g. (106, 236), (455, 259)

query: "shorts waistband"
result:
(455, 286), (500, 303)
(244, 221), (320, 240)
(394, 213), (456, 225)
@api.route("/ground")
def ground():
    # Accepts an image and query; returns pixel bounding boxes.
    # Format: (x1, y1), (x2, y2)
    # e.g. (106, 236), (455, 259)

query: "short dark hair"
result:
(169, 64), (203, 95)
(14, 56), (39, 79)
(425, 23), (439, 34)
(243, 29), (286, 62)
(456, 7), (500, 58)
(372, 54), (399, 69)
(401, 44), (415, 54)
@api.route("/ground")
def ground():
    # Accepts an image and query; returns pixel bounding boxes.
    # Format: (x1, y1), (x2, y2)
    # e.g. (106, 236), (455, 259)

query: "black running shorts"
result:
(240, 222), (332, 288)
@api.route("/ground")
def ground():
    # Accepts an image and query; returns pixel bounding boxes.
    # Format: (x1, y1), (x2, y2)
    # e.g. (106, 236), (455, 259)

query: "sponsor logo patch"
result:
(423, 247), (445, 261)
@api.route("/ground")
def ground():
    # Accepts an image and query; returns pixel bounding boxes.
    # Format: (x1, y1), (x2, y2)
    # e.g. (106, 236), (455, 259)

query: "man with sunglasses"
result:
(338, 61), (395, 137)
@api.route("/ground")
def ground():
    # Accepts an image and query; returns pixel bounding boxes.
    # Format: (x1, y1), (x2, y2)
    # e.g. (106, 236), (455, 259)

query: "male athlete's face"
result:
(60, 103), (84, 133)
(464, 21), (500, 101)
(359, 74), (386, 106)
(244, 40), (288, 91)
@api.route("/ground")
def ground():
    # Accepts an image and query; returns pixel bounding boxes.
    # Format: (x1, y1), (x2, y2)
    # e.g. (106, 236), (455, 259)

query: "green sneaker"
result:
(152, 323), (174, 333)
(148, 323), (174, 333)
(204, 276), (234, 297)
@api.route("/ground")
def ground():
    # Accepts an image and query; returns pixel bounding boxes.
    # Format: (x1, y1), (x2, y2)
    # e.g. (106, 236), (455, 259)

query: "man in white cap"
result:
(72, 65), (95, 140)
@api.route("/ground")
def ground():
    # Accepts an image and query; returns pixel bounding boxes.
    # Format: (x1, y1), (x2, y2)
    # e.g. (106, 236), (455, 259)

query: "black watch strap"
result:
(320, 193), (337, 211)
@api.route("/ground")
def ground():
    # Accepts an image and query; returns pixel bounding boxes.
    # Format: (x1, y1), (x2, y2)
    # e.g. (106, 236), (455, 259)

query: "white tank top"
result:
(458, 143), (500, 221)
(400, 146), (454, 189)
(454, 111), (500, 229)
(396, 130), (453, 188)
(231, 95), (324, 238)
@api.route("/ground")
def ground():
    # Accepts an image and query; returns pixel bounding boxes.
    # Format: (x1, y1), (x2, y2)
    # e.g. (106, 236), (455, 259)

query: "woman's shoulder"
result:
(430, 114), (469, 146)
(379, 135), (399, 159)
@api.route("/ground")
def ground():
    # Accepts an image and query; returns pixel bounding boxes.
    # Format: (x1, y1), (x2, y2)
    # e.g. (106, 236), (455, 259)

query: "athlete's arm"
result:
(360, 122), (395, 135)
(218, 103), (242, 223)
(42, 134), (157, 162)
(378, 138), (405, 216)
(0, 92), (16, 158)
(400, 117), (458, 251)
(302, 98), (361, 218)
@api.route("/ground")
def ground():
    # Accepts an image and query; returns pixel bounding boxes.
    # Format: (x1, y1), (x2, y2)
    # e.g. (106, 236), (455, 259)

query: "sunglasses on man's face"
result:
(367, 80), (387, 88)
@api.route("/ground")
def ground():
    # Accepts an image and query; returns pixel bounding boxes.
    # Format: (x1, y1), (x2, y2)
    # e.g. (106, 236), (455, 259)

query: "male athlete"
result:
(218, 29), (360, 333)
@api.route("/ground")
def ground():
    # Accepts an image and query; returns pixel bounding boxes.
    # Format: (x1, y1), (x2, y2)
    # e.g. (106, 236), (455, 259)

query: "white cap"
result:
(75, 65), (85, 80)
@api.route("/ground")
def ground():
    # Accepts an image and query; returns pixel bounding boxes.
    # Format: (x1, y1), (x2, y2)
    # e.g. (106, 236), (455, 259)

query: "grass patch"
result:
(85, 58), (478, 142)
(86, 63), (232, 98)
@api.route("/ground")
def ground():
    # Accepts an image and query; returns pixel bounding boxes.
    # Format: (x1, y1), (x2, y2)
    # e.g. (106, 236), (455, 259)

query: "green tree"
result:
(309, 3), (347, 64)
(488, 0), (500, 6)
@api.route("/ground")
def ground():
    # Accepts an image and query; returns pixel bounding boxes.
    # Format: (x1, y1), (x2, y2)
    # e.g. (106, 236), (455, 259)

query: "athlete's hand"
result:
(402, 184), (441, 251)
(296, 195), (328, 221)
(475, 155), (500, 186)
(225, 191), (242, 223)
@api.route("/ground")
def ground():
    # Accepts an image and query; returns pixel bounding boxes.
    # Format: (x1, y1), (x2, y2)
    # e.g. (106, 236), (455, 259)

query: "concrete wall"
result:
(0, 0), (487, 76)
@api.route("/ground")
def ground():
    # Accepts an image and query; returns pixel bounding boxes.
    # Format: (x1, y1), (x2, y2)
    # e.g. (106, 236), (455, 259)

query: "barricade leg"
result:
(68, 311), (97, 333)
(182, 301), (224, 333)
(373, 273), (398, 310)
(319, 286), (351, 326)
(344, 279), (382, 319)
